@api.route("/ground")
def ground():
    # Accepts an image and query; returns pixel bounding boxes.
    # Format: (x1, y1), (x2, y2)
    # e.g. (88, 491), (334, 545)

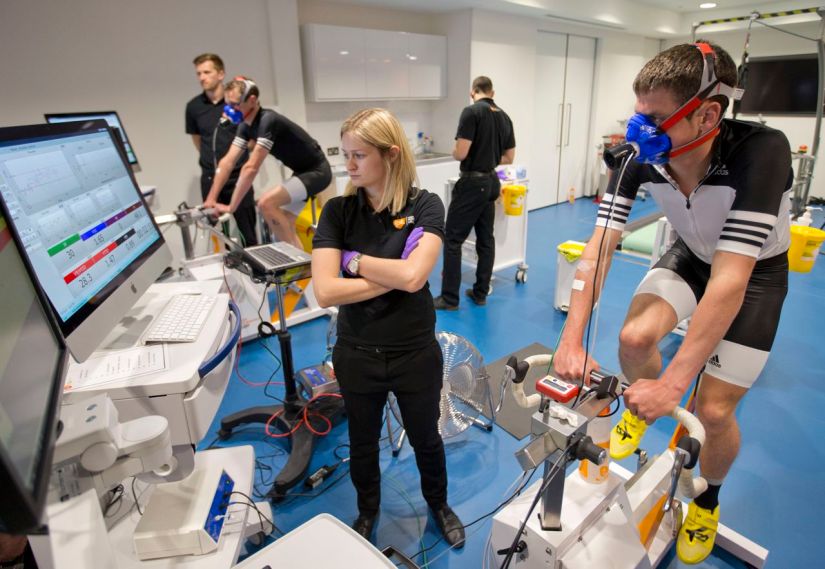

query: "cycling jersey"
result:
(598, 119), (794, 264)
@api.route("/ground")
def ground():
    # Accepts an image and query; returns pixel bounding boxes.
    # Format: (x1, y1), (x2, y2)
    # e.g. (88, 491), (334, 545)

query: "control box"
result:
(134, 466), (234, 560)
(535, 375), (579, 403)
(297, 362), (338, 398)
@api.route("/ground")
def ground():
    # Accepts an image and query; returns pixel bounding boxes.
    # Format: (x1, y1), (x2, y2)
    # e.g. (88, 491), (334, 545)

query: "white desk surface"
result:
(234, 514), (395, 569)
(37, 446), (256, 569)
(63, 280), (229, 401)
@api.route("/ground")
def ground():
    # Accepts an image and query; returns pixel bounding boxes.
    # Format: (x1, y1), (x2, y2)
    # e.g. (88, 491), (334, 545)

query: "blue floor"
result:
(200, 198), (825, 568)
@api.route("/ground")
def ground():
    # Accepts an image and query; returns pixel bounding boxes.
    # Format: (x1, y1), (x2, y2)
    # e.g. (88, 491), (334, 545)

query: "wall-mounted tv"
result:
(737, 54), (819, 116)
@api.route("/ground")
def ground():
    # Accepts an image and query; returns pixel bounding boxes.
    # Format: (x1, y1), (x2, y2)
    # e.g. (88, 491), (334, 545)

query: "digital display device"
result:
(0, 120), (171, 362)
(0, 213), (66, 533)
(737, 54), (819, 116)
(45, 111), (141, 171)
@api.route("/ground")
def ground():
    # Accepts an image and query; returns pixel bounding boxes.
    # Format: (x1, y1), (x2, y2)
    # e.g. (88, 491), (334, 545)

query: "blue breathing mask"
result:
(625, 113), (672, 165)
(223, 104), (243, 125)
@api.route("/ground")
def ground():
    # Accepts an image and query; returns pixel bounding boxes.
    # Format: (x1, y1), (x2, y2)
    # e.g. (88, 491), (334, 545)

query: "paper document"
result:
(64, 344), (168, 391)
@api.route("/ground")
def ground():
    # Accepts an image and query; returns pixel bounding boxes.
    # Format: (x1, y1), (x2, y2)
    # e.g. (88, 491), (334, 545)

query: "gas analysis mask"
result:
(221, 76), (257, 125)
(604, 43), (743, 169)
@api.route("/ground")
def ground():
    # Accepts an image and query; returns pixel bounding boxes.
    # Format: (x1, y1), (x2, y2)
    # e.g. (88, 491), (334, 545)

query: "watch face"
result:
(347, 256), (359, 274)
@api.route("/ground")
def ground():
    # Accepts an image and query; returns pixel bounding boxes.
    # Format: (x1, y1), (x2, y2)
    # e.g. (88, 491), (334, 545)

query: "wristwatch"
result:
(347, 253), (363, 276)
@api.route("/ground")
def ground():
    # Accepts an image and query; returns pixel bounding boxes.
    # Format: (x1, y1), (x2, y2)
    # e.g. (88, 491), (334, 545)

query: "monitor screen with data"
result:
(0, 213), (65, 533)
(0, 120), (171, 362)
(45, 111), (141, 171)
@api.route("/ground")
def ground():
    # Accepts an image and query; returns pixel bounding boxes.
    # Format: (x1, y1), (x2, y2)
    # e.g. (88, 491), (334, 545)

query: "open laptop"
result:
(199, 219), (311, 275)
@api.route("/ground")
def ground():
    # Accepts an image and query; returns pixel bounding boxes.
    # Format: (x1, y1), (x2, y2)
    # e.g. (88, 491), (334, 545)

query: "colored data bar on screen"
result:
(79, 202), (142, 242)
(47, 233), (81, 257)
(63, 228), (136, 284)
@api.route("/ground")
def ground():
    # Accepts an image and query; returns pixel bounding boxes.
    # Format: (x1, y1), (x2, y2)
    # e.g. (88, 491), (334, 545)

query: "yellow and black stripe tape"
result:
(696, 7), (820, 27)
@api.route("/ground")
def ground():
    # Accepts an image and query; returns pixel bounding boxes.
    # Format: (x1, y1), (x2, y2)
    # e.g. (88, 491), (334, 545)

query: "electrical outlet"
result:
(327, 146), (339, 156)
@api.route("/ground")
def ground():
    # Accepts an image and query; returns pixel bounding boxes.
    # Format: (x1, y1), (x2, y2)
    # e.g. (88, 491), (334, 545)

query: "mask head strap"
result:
(659, 42), (740, 132)
(233, 76), (257, 102)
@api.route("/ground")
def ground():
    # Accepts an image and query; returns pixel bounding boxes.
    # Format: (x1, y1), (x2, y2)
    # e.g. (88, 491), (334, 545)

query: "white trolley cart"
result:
(444, 176), (530, 291)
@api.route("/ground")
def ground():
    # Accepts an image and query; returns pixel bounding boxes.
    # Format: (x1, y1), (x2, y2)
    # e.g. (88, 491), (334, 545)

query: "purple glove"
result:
(341, 250), (360, 275)
(401, 227), (424, 259)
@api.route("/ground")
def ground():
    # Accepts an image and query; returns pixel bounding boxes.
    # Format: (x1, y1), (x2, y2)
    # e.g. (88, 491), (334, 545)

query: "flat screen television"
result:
(0, 120), (172, 362)
(737, 54), (819, 116)
(0, 213), (66, 533)
(45, 111), (141, 172)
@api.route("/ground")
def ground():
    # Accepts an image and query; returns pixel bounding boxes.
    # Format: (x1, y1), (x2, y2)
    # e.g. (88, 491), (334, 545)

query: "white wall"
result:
(466, 9), (661, 202)
(664, 21), (825, 199)
(0, 0), (300, 264)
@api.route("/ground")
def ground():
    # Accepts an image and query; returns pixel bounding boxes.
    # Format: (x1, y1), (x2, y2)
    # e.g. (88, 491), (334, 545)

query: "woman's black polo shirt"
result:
(312, 188), (445, 350)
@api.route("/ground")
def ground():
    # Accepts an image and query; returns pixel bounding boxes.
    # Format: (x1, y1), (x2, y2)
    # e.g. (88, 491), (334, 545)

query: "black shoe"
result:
(431, 504), (465, 548)
(464, 288), (487, 306)
(433, 296), (458, 311)
(352, 512), (379, 541)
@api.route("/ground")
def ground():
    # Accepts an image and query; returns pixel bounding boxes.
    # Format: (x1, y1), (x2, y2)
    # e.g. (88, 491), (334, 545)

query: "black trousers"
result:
(441, 175), (498, 305)
(332, 340), (447, 516)
(200, 171), (259, 246)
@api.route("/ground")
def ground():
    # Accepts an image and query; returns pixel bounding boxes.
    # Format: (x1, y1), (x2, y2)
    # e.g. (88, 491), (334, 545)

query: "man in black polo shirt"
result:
(185, 53), (258, 246)
(205, 77), (331, 249)
(434, 76), (515, 310)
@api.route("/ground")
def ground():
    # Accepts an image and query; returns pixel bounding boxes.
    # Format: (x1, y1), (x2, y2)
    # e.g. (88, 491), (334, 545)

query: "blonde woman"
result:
(312, 108), (464, 547)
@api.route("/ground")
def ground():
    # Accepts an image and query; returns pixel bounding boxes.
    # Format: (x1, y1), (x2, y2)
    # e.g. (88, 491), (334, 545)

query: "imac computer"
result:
(0, 213), (67, 534)
(45, 111), (141, 172)
(0, 120), (172, 362)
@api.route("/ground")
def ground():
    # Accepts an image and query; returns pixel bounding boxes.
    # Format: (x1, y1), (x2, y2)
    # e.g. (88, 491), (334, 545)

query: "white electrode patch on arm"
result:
(572, 279), (585, 291)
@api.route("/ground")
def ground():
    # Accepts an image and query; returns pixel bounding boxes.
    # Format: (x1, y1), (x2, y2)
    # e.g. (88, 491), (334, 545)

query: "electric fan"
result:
(436, 331), (492, 438)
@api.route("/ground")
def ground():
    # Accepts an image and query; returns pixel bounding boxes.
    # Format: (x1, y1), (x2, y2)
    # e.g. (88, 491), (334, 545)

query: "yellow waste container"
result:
(788, 225), (825, 273)
(555, 240), (586, 311)
(501, 184), (526, 216)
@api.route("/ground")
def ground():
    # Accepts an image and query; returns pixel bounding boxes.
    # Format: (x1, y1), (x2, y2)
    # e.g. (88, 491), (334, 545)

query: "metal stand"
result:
(218, 267), (344, 500)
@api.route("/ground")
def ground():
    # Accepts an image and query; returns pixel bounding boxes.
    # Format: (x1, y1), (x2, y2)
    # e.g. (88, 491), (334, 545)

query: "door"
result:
(531, 31), (567, 210)
(531, 32), (596, 209)
(558, 35), (596, 202)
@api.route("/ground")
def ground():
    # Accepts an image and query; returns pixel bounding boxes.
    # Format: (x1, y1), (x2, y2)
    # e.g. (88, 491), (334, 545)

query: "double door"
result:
(531, 32), (596, 209)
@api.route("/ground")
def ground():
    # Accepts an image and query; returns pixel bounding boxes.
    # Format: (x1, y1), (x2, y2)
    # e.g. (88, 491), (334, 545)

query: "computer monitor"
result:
(44, 111), (141, 172)
(0, 213), (66, 534)
(0, 120), (172, 362)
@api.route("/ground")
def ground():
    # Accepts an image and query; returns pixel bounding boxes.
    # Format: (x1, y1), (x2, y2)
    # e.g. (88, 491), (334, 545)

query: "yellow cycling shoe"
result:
(677, 501), (720, 564)
(609, 410), (648, 460)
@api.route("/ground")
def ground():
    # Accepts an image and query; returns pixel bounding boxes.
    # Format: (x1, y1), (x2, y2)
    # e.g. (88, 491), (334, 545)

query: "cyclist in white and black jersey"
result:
(204, 77), (331, 249)
(553, 42), (792, 564)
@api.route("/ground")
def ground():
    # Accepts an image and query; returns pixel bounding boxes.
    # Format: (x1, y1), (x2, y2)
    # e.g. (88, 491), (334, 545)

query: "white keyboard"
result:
(143, 294), (217, 343)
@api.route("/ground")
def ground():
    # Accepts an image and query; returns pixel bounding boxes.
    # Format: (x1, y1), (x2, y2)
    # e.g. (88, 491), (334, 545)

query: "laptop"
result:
(199, 221), (311, 275)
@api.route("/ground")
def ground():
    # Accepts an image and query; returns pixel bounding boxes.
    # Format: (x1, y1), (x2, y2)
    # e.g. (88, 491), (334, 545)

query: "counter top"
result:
(332, 152), (453, 176)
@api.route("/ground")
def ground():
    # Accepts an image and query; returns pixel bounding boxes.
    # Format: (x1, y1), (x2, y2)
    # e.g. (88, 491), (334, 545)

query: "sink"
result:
(417, 152), (451, 161)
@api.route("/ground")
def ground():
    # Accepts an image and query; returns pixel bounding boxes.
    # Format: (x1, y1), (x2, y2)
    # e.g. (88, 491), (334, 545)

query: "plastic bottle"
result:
(794, 206), (813, 227)
(568, 187), (576, 204)
(579, 407), (611, 484)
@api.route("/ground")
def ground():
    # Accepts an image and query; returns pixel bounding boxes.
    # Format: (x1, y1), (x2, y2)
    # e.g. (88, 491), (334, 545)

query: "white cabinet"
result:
(365, 30), (409, 98)
(408, 33), (446, 99)
(302, 24), (365, 101)
(302, 24), (446, 101)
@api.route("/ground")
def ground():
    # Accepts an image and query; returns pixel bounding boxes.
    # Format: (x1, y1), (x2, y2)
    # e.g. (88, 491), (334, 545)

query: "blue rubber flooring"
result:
(200, 197), (825, 568)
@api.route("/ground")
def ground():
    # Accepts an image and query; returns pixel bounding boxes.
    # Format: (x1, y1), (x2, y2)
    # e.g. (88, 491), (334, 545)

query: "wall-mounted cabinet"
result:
(301, 24), (446, 101)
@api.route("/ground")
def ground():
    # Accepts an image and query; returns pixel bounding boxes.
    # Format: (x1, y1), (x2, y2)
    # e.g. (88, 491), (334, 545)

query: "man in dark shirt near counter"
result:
(185, 53), (258, 245)
(434, 76), (515, 310)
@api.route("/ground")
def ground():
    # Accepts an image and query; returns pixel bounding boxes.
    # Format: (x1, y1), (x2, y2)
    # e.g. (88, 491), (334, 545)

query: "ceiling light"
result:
(699, 2), (717, 8)
(339, 50), (349, 55)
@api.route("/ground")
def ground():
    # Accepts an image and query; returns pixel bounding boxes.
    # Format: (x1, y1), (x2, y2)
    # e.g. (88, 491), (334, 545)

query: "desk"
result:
(62, 280), (236, 448)
(32, 446), (256, 569)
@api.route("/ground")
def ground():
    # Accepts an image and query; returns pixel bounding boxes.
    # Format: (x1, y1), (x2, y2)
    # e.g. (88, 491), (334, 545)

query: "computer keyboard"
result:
(143, 294), (217, 343)
(252, 246), (296, 266)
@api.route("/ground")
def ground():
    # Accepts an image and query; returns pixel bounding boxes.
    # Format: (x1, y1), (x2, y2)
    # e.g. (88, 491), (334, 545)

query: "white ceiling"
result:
(313, 0), (819, 37)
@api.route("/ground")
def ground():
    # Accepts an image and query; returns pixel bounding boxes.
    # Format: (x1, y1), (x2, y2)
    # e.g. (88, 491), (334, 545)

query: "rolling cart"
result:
(444, 176), (530, 292)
